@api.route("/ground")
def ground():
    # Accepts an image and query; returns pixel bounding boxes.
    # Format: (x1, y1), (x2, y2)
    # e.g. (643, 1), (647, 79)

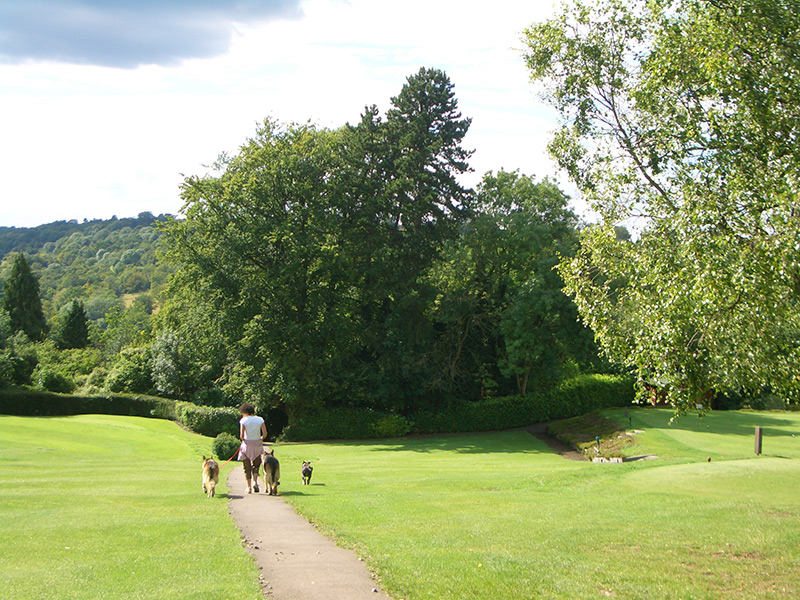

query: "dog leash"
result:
(221, 445), (242, 465)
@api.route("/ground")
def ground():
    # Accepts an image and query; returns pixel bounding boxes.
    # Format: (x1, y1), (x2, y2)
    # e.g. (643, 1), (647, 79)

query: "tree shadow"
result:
(330, 430), (560, 455)
(629, 407), (799, 439)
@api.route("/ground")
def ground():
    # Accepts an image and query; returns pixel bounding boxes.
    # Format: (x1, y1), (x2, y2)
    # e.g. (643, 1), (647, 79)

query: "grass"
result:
(273, 409), (800, 600)
(2, 409), (799, 600)
(0, 414), (260, 600)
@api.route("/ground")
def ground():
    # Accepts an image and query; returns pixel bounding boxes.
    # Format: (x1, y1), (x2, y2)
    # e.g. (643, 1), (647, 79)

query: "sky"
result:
(0, 0), (573, 228)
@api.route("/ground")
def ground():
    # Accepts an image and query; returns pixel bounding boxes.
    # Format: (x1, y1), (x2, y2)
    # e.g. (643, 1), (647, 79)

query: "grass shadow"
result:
(333, 430), (558, 455)
(627, 407), (800, 439)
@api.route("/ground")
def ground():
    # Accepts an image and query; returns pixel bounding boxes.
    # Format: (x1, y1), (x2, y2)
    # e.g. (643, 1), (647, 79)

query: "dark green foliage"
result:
(36, 368), (75, 393)
(0, 331), (38, 387)
(410, 374), (635, 434)
(0, 388), (176, 418)
(173, 402), (239, 437)
(2, 253), (48, 341)
(191, 387), (229, 407)
(280, 407), (390, 441)
(105, 347), (153, 394)
(212, 432), (241, 461)
(280, 374), (634, 440)
(0, 389), (239, 437)
(55, 300), (89, 349)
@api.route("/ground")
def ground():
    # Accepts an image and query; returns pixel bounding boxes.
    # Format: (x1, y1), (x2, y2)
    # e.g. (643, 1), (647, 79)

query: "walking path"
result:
(227, 468), (393, 600)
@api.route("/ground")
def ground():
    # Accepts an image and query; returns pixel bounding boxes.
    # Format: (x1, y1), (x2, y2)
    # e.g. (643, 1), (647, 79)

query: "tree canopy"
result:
(524, 0), (800, 410)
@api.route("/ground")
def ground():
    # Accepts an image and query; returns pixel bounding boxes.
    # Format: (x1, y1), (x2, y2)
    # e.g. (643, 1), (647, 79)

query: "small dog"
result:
(301, 461), (313, 485)
(262, 448), (281, 496)
(202, 456), (220, 498)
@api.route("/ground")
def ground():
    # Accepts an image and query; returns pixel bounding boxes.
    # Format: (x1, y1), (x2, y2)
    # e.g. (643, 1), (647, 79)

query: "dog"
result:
(202, 456), (220, 498)
(262, 448), (281, 495)
(301, 461), (313, 485)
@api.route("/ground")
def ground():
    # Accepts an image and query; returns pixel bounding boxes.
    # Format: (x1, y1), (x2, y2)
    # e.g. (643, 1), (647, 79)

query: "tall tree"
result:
(524, 0), (800, 410)
(161, 69), (474, 420)
(2, 253), (48, 341)
(55, 300), (89, 349)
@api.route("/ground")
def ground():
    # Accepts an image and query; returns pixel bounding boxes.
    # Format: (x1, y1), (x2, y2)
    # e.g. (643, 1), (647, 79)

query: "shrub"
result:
(410, 374), (635, 435)
(174, 402), (239, 437)
(191, 387), (229, 407)
(373, 414), (413, 438)
(36, 368), (75, 394)
(0, 388), (174, 418)
(280, 407), (386, 441)
(105, 347), (153, 394)
(212, 432), (241, 461)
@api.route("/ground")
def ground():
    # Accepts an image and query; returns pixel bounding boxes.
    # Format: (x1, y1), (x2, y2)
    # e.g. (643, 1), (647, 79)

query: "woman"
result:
(238, 403), (267, 494)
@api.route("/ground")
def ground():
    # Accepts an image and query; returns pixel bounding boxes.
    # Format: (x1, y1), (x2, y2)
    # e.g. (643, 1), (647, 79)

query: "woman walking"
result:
(238, 403), (267, 494)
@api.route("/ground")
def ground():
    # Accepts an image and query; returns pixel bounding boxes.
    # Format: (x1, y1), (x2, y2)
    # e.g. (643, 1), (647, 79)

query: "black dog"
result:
(301, 461), (313, 485)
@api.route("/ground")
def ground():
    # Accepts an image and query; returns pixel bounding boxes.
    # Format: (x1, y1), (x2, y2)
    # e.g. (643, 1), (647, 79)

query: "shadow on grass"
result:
(332, 431), (558, 455)
(627, 407), (800, 439)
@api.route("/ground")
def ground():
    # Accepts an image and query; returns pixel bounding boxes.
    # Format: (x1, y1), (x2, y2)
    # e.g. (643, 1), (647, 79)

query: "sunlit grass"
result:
(0, 414), (260, 600)
(275, 411), (800, 600)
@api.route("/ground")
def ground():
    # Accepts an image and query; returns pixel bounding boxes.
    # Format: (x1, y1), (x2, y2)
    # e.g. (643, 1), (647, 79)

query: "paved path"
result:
(227, 468), (393, 600)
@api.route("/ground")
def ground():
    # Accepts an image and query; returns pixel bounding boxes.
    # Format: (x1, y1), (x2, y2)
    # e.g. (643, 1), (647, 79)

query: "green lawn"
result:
(0, 414), (260, 600)
(2, 409), (799, 600)
(275, 409), (800, 600)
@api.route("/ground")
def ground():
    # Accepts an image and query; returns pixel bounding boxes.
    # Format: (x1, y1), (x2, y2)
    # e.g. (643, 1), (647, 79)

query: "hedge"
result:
(280, 374), (635, 441)
(1, 373), (635, 442)
(0, 388), (238, 437)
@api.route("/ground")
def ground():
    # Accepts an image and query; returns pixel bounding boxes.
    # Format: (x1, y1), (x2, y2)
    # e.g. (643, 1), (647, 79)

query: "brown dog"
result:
(262, 448), (280, 495)
(202, 456), (220, 498)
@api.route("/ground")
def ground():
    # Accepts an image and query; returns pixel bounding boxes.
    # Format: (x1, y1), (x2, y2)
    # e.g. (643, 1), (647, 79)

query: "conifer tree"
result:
(2, 253), (48, 341)
(56, 300), (90, 349)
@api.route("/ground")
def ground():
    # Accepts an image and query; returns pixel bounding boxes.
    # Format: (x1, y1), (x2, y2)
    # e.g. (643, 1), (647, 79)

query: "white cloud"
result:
(0, 0), (586, 228)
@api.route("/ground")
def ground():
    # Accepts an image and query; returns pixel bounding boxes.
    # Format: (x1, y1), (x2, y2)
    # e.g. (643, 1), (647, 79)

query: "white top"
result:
(240, 415), (265, 440)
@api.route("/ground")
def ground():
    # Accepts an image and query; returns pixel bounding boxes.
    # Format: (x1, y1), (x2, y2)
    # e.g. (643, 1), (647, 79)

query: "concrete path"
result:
(227, 468), (393, 600)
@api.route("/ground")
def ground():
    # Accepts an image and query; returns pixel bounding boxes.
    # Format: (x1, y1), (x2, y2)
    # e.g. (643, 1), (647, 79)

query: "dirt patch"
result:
(525, 424), (587, 460)
(227, 467), (392, 600)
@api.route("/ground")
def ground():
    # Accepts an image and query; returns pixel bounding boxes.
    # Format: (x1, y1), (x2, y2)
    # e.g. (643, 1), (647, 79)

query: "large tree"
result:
(161, 68), (474, 420)
(2, 253), (48, 341)
(524, 0), (800, 410)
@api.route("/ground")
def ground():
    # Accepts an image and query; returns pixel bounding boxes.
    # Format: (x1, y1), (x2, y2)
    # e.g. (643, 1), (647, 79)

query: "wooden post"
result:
(755, 426), (762, 455)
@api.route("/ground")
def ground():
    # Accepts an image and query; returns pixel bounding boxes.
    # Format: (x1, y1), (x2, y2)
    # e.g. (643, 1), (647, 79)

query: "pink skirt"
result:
(238, 439), (264, 462)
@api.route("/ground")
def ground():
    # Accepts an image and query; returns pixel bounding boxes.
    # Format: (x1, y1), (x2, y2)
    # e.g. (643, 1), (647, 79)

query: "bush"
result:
(410, 374), (635, 435)
(174, 402), (239, 437)
(0, 388), (175, 418)
(280, 407), (387, 441)
(36, 368), (75, 393)
(212, 432), (241, 461)
(373, 414), (413, 438)
(105, 347), (153, 394)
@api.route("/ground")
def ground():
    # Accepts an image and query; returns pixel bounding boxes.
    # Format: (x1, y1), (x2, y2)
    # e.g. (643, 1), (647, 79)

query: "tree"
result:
(427, 170), (593, 398)
(2, 253), (48, 341)
(523, 0), (800, 410)
(55, 300), (89, 349)
(161, 69), (474, 420)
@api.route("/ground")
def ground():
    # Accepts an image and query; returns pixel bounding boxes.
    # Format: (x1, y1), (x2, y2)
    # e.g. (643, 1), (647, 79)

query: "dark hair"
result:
(239, 403), (255, 415)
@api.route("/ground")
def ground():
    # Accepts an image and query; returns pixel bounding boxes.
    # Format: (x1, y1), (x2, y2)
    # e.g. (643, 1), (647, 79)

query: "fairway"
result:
(275, 409), (800, 600)
(0, 414), (261, 600)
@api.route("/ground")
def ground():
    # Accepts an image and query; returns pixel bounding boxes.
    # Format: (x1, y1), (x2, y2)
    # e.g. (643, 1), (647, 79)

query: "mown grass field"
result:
(2, 409), (799, 600)
(275, 408), (800, 600)
(0, 414), (259, 600)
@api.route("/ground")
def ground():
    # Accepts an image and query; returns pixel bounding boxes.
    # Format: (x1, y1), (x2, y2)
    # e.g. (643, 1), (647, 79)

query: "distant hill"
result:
(0, 212), (176, 322)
